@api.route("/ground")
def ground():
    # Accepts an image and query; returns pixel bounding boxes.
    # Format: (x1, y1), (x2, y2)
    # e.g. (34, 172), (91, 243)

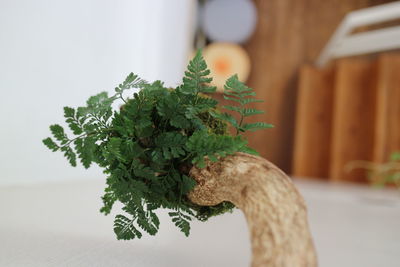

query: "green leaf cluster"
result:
(371, 151), (400, 188)
(211, 74), (274, 135)
(43, 50), (273, 240)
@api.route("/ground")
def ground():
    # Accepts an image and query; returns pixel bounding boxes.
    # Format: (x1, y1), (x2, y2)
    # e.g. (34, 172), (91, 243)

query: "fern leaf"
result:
(168, 211), (191, 237)
(137, 208), (160, 236)
(181, 50), (216, 94)
(239, 146), (259, 155)
(186, 130), (247, 168)
(157, 93), (191, 129)
(106, 138), (124, 161)
(181, 175), (197, 195)
(170, 115), (191, 129)
(210, 111), (238, 128)
(60, 146), (77, 167)
(241, 122), (274, 132)
(42, 137), (59, 152)
(241, 108), (264, 117)
(100, 186), (117, 215)
(64, 107), (83, 135)
(86, 92), (113, 110)
(114, 214), (142, 240)
(238, 98), (264, 105)
(222, 105), (242, 114)
(224, 74), (252, 94)
(223, 95), (263, 105)
(222, 95), (241, 103)
(115, 72), (147, 93)
(155, 132), (187, 159)
(50, 124), (68, 144)
(133, 165), (157, 182)
(74, 137), (96, 168)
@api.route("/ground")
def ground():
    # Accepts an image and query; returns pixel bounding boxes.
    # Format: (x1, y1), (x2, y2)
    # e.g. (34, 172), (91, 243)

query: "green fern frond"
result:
(180, 50), (216, 94)
(42, 137), (59, 152)
(217, 74), (274, 135)
(242, 122), (274, 132)
(155, 132), (187, 159)
(186, 130), (248, 168)
(115, 72), (147, 93)
(168, 210), (192, 237)
(114, 214), (142, 240)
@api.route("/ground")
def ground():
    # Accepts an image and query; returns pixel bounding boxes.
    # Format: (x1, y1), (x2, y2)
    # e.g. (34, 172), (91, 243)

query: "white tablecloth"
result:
(1, 178), (399, 267)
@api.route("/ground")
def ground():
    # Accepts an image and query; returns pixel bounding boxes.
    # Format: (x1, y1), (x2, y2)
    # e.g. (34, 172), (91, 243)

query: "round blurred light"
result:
(201, 0), (257, 44)
(203, 42), (251, 92)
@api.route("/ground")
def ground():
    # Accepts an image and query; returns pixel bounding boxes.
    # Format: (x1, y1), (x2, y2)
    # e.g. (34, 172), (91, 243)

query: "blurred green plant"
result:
(346, 151), (400, 189)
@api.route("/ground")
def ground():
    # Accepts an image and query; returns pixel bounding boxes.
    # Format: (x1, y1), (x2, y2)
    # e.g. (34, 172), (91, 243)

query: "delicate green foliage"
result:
(348, 151), (400, 190)
(156, 93), (192, 129)
(74, 137), (96, 168)
(137, 208), (160, 236)
(115, 72), (147, 93)
(194, 201), (235, 221)
(64, 107), (83, 135)
(43, 50), (273, 240)
(214, 74), (274, 135)
(61, 146), (77, 167)
(181, 175), (197, 195)
(42, 137), (59, 152)
(186, 130), (248, 168)
(155, 132), (187, 159)
(391, 152), (400, 161)
(371, 151), (400, 189)
(114, 214), (143, 240)
(180, 50), (216, 94)
(242, 122), (274, 132)
(100, 187), (117, 215)
(169, 211), (192, 237)
(50, 124), (68, 144)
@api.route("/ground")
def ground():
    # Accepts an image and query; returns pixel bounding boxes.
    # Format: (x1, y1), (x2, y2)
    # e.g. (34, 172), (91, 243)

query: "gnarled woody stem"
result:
(188, 152), (317, 267)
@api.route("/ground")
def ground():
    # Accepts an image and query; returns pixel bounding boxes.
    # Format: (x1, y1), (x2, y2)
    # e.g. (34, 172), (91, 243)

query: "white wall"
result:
(0, 0), (196, 185)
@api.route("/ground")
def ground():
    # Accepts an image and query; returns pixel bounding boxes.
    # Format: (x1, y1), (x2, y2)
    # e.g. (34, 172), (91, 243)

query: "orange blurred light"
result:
(214, 57), (231, 75)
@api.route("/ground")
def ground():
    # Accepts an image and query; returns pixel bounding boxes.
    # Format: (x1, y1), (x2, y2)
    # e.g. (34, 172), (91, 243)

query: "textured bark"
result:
(188, 152), (317, 267)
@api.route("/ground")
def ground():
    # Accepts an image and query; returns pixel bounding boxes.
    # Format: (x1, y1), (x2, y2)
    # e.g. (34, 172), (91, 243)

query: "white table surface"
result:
(1, 178), (399, 267)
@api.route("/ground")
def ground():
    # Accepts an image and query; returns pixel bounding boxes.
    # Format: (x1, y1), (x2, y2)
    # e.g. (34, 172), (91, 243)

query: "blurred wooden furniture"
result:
(292, 66), (334, 179)
(293, 53), (400, 182)
(317, 1), (400, 66)
(242, 0), (393, 172)
(293, 2), (400, 182)
(374, 54), (400, 163)
(330, 59), (377, 182)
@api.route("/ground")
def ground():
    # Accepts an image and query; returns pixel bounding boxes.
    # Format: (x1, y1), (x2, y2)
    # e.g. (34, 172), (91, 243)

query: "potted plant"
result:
(43, 51), (317, 267)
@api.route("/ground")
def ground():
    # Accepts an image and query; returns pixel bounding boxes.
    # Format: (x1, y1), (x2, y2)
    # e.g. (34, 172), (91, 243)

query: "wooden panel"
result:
(374, 54), (400, 163)
(330, 59), (377, 182)
(243, 0), (392, 172)
(243, 0), (306, 171)
(292, 66), (335, 178)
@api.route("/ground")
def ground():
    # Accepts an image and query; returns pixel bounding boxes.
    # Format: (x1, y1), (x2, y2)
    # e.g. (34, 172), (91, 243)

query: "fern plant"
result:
(43, 50), (273, 240)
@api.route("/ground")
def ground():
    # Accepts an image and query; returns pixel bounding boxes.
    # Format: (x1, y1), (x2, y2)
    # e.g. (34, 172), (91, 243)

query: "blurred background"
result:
(1, 0), (399, 185)
(0, 0), (196, 184)
(1, 0), (400, 266)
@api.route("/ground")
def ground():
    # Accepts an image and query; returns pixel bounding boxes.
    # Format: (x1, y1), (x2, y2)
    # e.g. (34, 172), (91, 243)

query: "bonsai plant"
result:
(43, 51), (317, 267)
